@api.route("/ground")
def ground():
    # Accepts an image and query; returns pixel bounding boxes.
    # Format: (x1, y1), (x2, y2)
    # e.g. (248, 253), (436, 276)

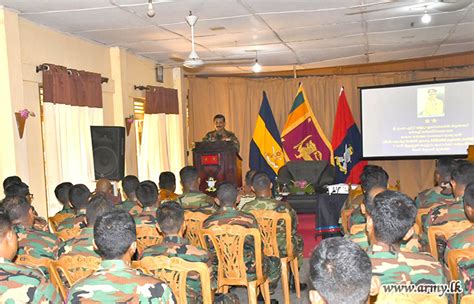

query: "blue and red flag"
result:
(331, 87), (367, 184)
(281, 84), (333, 164)
(249, 92), (285, 180)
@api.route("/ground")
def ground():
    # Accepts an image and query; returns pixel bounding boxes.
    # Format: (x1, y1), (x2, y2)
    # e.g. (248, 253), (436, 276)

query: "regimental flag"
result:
(249, 92), (285, 180)
(281, 84), (334, 164)
(331, 87), (367, 184)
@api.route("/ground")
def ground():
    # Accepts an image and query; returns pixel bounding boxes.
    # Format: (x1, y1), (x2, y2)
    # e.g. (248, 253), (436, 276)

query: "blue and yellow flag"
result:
(249, 92), (285, 180)
(281, 84), (334, 164)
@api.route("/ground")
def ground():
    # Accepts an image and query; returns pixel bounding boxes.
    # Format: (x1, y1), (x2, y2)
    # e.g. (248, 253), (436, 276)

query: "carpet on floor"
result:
(297, 213), (322, 258)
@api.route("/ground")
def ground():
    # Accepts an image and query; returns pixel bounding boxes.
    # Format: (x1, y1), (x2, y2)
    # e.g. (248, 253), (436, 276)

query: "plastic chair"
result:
(15, 254), (51, 269)
(136, 225), (163, 255)
(461, 295), (474, 304)
(200, 225), (270, 304)
(133, 256), (212, 304)
(350, 223), (366, 235)
(48, 213), (74, 234)
(446, 248), (474, 304)
(249, 210), (300, 304)
(184, 211), (210, 248)
(415, 207), (433, 233)
(48, 255), (101, 300)
(56, 226), (81, 241)
(340, 208), (353, 235)
(427, 220), (471, 260)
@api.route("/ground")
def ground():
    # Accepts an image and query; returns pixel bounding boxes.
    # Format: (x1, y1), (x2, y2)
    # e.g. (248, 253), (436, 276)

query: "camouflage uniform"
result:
(56, 209), (87, 232)
(159, 189), (179, 202)
(134, 206), (159, 226)
(179, 191), (215, 210)
(241, 197), (304, 264)
(203, 129), (240, 151)
(415, 186), (455, 209)
(119, 199), (142, 216)
(55, 204), (75, 216)
(458, 258), (474, 302)
(0, 257), (61, 303)
(141, 235), (213, 302)
(443, 224), (474, 264)
(236, 194), (256, 210)
(368, 243), (447, 286)
(67, 260), (176, 303)
(58, 227), (99, 258)
(346, 227), (422, 253)
(348, 206), (366, 229)
(203, 207), (281, 285)
(34, 216), (50, 232)
(14, 224), (59, 260)
(422, 197), (467, 245)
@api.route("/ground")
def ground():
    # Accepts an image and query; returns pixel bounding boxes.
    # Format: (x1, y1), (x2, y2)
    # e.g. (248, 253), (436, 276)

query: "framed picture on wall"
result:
(155, 64), (164, 83)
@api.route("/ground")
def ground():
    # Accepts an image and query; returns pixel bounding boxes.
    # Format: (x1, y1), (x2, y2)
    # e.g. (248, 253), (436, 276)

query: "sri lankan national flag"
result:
(249, 92), (285, 180)
(281, 84), (334, 164)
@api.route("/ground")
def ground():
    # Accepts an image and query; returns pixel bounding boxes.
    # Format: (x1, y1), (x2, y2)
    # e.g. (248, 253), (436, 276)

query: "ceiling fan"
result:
(346, 0), (472, 15)
(179, 12), (256, 70)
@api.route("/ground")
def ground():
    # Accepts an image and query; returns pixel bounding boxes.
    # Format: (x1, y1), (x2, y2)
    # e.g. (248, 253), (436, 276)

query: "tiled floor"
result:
(228, 258), (311, 304)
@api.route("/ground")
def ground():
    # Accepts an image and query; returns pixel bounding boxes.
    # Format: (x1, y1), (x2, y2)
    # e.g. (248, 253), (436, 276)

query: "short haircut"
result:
(180, 166), (198, 186)
(360, 165), (389, 192)
(159, 172), (176, 190)
(252, 172), (271, 192)
(451, 161), (474, 186)
(3, 176), (21, 192)
(213, 114), (225, 122)
(54, 182), (73, 205)
(0, 211), (12, 241)
(217, 182), (238, 206)
(86, 194), (114, 226)
(156, 202), (184, 234)
(122, 175), (139, 196)
(2, 196), (31, 222)
(4, 182), (29, 197)
(464, 182), (474, 209)
(310, 237), (372, 304)
(94, 209), (136, 260)
(69, 184), (91, 210)
(371, 190), (417, 245)
(363, 191), (376, 216)
(136, 180), (158, 207)
(436, 158), (456, 182)
(245, 170), (257, 186)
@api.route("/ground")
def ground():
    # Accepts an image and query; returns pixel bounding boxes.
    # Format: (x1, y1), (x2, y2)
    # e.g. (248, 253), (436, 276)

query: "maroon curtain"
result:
(42, 63), (103, 108)
(145, 86), (179, 114)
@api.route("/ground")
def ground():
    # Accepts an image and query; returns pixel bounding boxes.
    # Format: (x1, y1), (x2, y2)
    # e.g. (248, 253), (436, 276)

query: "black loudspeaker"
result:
(90, 126), (125, 181)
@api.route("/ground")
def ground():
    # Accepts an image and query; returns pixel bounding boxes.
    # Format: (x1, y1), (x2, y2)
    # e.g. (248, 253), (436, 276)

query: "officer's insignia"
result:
(206, 177), (217, 192)
(335, 144), (353, 175)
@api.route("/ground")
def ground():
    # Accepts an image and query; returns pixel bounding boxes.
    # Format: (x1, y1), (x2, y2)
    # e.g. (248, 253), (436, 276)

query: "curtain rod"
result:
(36, 64), (109, 84)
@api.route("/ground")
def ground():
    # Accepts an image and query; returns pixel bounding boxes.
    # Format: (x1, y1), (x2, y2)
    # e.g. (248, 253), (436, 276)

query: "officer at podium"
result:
(202, 114), (240, 151)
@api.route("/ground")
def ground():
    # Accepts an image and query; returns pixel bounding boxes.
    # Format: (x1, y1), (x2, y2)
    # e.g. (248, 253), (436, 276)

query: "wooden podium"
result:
(193, 141), (242, 194)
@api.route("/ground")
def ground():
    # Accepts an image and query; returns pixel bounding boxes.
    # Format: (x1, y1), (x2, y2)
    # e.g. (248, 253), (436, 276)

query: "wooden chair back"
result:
(49, 255), (101, 300)
(184, 211), (209, 248)
(56, 226), (81, 242)
(136, 225), (163, 255)
(48, 213), (74, 234)
(133, 256), (212, 304)
(427, 220), (471, 260)
(15, 254), (51, 270)
(467, 145), (474, 161)
(446, 248), (474, 304)
(200, 225), (265, 286)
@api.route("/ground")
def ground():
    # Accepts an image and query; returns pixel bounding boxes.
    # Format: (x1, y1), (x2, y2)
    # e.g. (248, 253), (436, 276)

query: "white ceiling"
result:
(1, 0), (473, 75)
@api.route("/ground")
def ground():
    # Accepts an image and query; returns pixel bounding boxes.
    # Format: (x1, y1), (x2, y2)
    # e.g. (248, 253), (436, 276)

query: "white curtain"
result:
(138, 113), (185, 190)
(43, 103), (103, 215)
